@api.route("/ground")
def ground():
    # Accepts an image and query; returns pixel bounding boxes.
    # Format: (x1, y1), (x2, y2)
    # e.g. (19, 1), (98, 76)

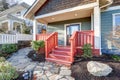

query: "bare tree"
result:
(107, 26), (120, 49)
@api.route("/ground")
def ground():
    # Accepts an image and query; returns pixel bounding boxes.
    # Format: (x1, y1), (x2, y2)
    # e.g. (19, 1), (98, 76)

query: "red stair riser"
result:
(49, 54), (70, 61)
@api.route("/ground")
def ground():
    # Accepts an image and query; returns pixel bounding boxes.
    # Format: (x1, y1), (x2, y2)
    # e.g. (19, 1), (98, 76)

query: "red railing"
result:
(45, 32), (58, 58)
(77, 30), (94, 48)
(69, 30), (94, 61)
(69, 31), (78, 62)
(36, 34), (50, 41)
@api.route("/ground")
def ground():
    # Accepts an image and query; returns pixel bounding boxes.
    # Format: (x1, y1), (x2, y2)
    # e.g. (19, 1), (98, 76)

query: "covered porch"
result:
(32, 2), (101, 65)
(0, 14), (24, 34)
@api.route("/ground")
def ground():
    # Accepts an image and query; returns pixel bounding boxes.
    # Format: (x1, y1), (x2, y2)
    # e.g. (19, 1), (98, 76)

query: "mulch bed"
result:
(27, 50), (45, 62)
(71, 55), (120, 80)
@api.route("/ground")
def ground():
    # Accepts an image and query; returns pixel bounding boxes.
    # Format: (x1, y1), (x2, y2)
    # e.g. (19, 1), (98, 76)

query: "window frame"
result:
(113, 13), (120, 35)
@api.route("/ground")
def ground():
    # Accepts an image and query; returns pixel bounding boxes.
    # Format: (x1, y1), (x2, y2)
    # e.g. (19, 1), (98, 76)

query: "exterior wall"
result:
(101, 9), (120, 54)
(35, 0), (96, 16)
(47, 17), (91, 45)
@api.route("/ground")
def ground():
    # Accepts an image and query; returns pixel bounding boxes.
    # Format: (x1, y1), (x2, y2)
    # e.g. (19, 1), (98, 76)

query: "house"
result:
(24, 0), (119, 65)
(0, 2), (33, 34)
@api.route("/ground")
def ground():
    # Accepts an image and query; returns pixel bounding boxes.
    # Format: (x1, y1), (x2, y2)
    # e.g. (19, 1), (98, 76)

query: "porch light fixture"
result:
(51, 18), (55, 20)
(75, 13), (78, 16)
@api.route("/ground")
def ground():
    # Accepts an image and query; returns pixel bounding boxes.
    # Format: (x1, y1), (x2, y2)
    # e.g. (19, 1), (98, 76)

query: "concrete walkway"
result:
(7, 47), (75, 80)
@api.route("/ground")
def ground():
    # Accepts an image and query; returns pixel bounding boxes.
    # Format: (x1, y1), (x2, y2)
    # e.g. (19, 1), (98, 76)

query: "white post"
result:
(8, 20), (11, 31)
(94, 6), (101, 54)
(91, 13), (94, 30)
(20, 24), (22, 34)
(33, 19), (37, 41)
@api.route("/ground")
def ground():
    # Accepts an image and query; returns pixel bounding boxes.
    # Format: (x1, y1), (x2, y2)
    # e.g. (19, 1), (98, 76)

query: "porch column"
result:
(20, 24), (22, 34)
(33, 19), (37, 41)
(8, 20), (13, 31)
(94, 6), (101, 54)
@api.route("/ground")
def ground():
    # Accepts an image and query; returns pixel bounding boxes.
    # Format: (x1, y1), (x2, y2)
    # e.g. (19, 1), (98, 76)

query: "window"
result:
(113, 13), (120, 35)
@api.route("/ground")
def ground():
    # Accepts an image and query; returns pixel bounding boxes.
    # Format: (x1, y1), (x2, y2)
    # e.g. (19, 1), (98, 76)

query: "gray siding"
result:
(47, 17), (91, 45)
(35, 0), (95, 16)
(101, 9), (120, 54)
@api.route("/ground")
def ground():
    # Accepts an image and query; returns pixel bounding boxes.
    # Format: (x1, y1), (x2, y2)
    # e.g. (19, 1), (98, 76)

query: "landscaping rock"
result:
(87, 61), (112, 76)
(60, 70), (71, 76)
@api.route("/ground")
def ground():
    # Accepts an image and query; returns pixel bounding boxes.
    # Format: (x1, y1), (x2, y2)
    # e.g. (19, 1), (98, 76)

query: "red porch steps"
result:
(46, 46), (72, 66)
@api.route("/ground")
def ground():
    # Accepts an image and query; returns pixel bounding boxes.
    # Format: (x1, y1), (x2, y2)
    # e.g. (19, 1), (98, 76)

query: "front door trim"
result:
(64, 23), (81, 46)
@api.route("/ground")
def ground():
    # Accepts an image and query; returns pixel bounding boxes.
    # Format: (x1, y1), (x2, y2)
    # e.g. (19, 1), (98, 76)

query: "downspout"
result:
(100, 0), (113, 9)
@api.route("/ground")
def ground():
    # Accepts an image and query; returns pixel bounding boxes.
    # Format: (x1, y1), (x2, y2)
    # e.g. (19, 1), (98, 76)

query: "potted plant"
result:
(31, 40), (45, 54)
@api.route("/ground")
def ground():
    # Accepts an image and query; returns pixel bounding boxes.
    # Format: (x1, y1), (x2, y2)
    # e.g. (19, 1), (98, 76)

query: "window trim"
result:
(113, 13), (120, 35)
(64, 23), (81, 46)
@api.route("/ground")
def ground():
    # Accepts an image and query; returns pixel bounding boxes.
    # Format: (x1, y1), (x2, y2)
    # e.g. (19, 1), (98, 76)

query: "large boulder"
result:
(87, 61), (112, 77)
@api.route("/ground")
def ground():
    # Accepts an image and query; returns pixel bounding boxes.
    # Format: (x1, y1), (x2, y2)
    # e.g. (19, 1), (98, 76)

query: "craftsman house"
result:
(0, 2), (32, 34)
(24, 0), (120, 65)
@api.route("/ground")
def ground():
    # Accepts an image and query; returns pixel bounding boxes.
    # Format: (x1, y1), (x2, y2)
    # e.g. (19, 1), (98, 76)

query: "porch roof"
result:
(0, 14), (24, 23)
(24, 0), (113, 20)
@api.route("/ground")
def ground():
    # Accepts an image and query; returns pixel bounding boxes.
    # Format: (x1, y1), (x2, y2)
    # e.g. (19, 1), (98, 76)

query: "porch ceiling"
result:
(37, 9), (93, 24)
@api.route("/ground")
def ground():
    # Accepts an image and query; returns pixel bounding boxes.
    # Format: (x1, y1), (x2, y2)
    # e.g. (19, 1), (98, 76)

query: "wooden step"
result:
(52, 49), (71, 56)
(49, 53), (71, 61)
(46, 58), (72, 66)
(55, 46), (71, 51)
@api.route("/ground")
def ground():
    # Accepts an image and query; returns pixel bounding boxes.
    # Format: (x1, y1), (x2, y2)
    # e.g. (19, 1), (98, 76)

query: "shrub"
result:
(111, 55), (120, 61)
(1, 44), (18, 54)
(31, 40), (45, 51)
(82, 44), (92, 58)
(0, 57), (18, 80)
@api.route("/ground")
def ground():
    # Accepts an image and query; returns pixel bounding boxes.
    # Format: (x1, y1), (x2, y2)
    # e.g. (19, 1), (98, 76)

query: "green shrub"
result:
(1, 44), (18, 54)
(31, 40), (45, 51)
(111, 55), (120, 61)
(0, 57), (18, 80)
(82, 44), (92, 58)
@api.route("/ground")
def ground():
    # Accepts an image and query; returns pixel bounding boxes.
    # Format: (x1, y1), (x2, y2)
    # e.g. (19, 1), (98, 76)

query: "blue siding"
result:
(101, 9), (120, 55)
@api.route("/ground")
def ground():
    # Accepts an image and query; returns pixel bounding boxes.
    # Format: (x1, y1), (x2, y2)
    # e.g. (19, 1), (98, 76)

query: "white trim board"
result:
(103, 6), (120, 12)
(112, 13), (120, 34)
(64, 23), (81, 46)
(35, 2), (98, 19)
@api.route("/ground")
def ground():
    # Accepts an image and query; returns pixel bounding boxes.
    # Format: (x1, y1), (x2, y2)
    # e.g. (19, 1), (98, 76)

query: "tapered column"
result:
(94, 6), (101, 54)
(33, 19), (37, 41)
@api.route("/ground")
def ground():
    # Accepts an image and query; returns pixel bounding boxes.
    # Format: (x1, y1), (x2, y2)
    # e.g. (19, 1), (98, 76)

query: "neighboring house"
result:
(24, 0), (120, 65)
(0, 2), (33, 34)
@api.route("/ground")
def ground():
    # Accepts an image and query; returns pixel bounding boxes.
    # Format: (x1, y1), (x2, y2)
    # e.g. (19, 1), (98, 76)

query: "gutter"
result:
(100, 0), (113, 9)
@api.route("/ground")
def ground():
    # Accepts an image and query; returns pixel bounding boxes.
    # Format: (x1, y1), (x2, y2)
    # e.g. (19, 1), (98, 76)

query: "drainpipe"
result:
(100, 0), (113, 9)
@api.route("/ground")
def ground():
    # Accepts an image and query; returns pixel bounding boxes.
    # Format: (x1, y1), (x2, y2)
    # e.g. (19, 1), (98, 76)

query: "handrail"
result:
(69, 30), (94, 62)
(69, 31), (78, 62)
(45, 32), (58, 58)
(36, 33), (50, 41)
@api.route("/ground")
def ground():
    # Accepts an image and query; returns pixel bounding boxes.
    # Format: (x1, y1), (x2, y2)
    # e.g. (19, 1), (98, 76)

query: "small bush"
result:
(1, 44), (18, 54)
(0, 57), (18, 80)
(111, 55), (120, 61)
(82, 44), (92, 58)
(31, 40), (45, 51)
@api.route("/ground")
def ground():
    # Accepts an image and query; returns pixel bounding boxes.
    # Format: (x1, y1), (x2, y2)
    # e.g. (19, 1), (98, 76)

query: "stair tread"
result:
(50, 53), (71, 57)
(53, 49), (70, 52)
(46, 58), (72, 64)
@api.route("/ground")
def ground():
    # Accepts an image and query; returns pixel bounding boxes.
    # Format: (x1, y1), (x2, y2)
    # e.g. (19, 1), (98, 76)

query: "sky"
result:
(22, 0), (35, 5)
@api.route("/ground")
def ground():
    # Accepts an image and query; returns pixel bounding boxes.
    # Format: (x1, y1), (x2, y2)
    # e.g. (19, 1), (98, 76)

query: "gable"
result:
(35, 0), (96, 16)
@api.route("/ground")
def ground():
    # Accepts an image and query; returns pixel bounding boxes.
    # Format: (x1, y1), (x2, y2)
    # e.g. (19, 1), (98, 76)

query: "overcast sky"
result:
(22, 0), (35, 5)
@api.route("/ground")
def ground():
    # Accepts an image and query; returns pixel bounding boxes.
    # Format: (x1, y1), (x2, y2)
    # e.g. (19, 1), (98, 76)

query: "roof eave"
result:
(24, 0), (47, 20)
